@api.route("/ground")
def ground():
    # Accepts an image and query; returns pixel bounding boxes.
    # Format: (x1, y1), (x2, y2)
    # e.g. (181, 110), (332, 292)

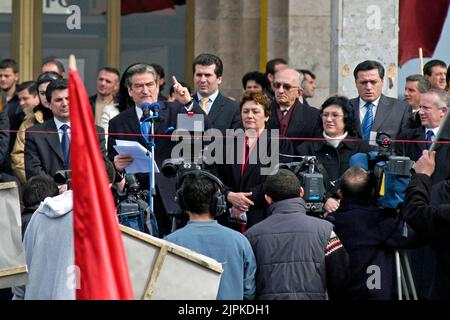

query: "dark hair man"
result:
(164, 171), (256, 300)
(423, 59), (447, 90)
(11, 81), (41, 183)
(150, 63), (168, 101)
(298, 69), (317, 107)
(89, 67), (120, 126)
(349, 60), (411, 142)
(245, 169), (349, 300)
(25, 78), (106, 182)
(0, 59), (23, 177)
(175, 53), (242, 133)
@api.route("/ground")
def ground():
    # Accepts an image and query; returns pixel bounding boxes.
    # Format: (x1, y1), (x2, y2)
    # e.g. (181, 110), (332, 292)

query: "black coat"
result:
(402, 173), (450, 299)
(25, 120), (106, 179)
(266, 100), (322, 149)
(330, 199), (416, 300)
(216, 131), (294, 229)
(0, 108), (9, 170)
(192, 92), (242, 133)
(297, 135), (374, 183)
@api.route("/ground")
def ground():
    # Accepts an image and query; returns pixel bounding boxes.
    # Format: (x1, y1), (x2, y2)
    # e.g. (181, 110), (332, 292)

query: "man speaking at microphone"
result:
(107, 63), (197, 237)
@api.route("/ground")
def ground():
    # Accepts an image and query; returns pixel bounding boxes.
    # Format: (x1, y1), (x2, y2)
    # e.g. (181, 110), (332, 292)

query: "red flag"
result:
(121, 0), (175, 15)
(399, 0), (450, 66)
(69, 58), (133, 300)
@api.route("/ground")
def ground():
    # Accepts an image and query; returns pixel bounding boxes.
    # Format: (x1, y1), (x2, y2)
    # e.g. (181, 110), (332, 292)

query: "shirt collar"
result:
(424, 126), (439, 136)
(197, 89), (219, 105)
(53, 117), (70, 130)
(359, 96), (381, 108)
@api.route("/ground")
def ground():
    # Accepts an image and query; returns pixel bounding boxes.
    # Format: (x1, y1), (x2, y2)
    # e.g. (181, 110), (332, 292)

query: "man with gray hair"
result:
(107, 63), (198, 237)
(266, 68), (321, 149)
(396, 88), (450, 185)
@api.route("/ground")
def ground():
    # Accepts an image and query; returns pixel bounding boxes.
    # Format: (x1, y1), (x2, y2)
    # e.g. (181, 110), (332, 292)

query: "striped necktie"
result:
(361, 102), (374, 140)
(200, 97), (209, 114)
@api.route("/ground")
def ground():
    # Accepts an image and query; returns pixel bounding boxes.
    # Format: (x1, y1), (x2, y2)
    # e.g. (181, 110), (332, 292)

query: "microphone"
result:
(139, 102), (161, 120)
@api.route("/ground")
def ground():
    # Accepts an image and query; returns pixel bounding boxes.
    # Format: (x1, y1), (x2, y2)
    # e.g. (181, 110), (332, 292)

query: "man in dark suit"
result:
(25, 78), (106, 181)
(266, 68), (321, 150)
(88, 67), (119, 125)
(182, 53), (242, 133)
(396, 88), (450, 185)
(350, 60), (411, 143)
(108, 64), (202, 236)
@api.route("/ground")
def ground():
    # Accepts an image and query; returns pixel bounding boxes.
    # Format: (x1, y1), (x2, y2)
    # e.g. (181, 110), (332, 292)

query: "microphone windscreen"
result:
(349, 153), (369, 170)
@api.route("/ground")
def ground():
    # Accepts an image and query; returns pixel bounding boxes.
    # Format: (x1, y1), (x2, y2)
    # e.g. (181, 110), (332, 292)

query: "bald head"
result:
(273, 68), (303, 107)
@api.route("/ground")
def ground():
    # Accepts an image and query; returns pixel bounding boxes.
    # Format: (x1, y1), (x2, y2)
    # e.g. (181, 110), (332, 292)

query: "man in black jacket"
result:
(245, 169), (349, 300)
(402, 150), (450, 299)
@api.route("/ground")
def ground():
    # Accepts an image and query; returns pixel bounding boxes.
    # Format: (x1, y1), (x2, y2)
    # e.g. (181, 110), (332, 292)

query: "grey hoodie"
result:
(13, 190), (75, 300)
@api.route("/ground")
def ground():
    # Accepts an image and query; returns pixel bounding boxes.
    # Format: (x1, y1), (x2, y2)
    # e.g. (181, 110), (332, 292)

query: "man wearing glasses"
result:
(267, 68), (322, 149)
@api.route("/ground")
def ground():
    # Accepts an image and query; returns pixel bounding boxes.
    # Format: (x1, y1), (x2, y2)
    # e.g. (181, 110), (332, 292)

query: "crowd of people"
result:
(0, 53), (450, 300)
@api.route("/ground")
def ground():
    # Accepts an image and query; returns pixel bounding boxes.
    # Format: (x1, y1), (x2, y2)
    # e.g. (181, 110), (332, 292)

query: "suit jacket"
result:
(350, 95), (411, 140)
(193, 92), (242, 133)
(107, 101), (206, 218)
(267, 100), (322, 150)
(395, 126), (450, 185)
(25, 120), (106, 180)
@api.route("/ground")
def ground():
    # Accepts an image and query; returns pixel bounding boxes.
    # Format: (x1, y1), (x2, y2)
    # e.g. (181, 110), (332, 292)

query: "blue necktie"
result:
(361, 102), (374, 141)
(60, 124), (70, 169)
(426, 130), (435, 149)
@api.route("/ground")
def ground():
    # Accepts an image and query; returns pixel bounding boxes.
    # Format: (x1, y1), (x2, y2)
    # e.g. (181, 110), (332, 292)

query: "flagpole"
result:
(419, 48), (424, 75)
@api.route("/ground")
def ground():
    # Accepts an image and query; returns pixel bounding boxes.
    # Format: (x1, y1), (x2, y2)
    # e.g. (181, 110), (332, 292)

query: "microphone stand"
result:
(140, 110), (160, 237)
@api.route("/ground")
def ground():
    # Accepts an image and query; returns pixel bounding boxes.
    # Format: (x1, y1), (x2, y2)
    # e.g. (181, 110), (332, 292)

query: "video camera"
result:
(279, 156), (326, 213)
(161, 158), (203, 179)
(365, 132), (414, 176)
(54, 170), (71, 189)
(116, 173), (151, 235)
(350, 132), (414, 210)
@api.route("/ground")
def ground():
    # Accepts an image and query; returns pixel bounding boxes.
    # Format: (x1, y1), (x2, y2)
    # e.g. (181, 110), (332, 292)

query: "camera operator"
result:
(244, 169), (349, 300)
(402, 150), (450, 299)
(297, 96), (375, 215)
(329, 167), (418, 300)
(164, 170), (256, 300)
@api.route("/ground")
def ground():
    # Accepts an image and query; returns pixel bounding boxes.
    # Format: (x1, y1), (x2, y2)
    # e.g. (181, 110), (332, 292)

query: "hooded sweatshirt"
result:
(13, 190), (75, 300)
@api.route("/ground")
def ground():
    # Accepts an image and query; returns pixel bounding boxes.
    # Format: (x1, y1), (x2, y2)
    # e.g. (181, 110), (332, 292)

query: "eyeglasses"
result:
(322, 112), (344, 119)
(273, 82), (299, 90)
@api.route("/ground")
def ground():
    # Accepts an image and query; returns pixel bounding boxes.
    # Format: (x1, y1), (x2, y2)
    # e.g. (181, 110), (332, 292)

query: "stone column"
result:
(331, 0), (400, 99)
(286, 0), (331, 108)
(193, 0), (261, 99)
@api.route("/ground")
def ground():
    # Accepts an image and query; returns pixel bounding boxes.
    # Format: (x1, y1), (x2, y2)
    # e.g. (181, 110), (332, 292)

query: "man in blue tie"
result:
(24, 79), (106, 184)
(349, 60), (411, 144)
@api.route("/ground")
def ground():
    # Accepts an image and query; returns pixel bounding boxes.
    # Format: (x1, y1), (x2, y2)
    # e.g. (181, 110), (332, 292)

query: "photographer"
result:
(329, 167), (417, 300)
(402, 150), (450, 299)
(164, 170), (256, 300)
(297, 96), (375, 214)
(244, 169), (349, 300)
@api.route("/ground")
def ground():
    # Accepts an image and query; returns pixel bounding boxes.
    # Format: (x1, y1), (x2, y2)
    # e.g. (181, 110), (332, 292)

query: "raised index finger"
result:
(172, 75), (180, 86)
